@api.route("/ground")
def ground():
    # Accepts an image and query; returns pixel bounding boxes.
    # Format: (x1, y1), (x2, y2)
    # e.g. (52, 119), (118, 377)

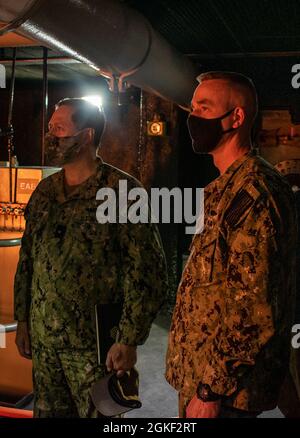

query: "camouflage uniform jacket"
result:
(166, 149), (297, 411)
(14, 158), (167, 349)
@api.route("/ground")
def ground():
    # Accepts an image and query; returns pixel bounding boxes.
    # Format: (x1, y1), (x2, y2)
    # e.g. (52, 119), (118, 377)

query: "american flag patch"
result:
(224, 189), (254, 228)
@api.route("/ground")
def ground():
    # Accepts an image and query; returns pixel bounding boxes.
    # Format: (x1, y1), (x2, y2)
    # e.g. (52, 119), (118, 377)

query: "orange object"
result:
(0, 231), (33, 402)
(0, 167), (59, 405)
(0, 406), (33, 418)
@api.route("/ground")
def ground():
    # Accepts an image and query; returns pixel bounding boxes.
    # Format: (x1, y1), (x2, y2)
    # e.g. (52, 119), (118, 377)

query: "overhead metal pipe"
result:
(0, 0), (197, 108)
(8, 47), (17, 203)
(41, 46), (48, 166)
(7, 48), (17, 128)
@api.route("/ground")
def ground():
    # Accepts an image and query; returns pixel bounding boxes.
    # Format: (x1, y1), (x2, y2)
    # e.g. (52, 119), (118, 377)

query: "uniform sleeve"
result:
(201, 196), (297, 397)
(14, 202), (34, 321)
(117, 219), (168, 346)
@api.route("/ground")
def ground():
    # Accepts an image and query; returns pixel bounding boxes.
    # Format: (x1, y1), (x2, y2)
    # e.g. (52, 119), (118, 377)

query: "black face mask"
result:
(187, 108), (237, 154)
(44, 129), (88, 166)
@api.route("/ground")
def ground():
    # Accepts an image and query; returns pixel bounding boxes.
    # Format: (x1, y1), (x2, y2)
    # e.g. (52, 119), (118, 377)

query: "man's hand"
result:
(186, 394), (221, 418)
(106, 343), (137, 377)
(15, 321), (32, 360)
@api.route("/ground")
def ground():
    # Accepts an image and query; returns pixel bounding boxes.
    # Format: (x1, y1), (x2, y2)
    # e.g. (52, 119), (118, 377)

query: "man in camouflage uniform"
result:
(166, 72), (298, 418)
(14, 98), (167, 417)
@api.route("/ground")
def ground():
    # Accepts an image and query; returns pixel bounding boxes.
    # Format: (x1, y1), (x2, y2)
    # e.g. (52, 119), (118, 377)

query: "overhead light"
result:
(82, 95), (103, 109)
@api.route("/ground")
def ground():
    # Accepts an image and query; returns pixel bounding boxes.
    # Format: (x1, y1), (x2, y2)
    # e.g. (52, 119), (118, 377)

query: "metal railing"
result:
(0, 238), (21, 247)
(1, 321), (18, 333)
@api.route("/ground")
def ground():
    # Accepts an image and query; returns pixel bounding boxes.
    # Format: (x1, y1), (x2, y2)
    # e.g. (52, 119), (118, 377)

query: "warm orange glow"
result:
(0, 406), (33, 418)
(0, 24), (38, 47)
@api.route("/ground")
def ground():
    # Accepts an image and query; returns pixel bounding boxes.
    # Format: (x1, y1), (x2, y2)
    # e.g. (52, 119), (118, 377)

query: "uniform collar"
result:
(205, 148), (257, 195)
(52, 156), (104, 203)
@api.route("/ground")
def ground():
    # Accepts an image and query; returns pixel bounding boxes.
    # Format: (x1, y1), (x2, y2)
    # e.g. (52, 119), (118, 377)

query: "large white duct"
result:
(0, 0), (198, 107)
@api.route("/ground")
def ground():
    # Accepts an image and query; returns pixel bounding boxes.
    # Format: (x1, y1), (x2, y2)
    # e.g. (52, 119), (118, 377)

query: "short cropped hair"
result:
(197, 71), (258, 124)
(56, 98), (106, 147)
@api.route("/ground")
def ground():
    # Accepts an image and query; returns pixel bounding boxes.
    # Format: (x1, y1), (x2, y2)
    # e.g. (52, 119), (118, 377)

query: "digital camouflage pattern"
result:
(32, 345), (139, 418)
(14, 157), (167, 417)
(14, 157), (167, 347)
(166, 149), (298, 412)
(32, 345), (106, 417)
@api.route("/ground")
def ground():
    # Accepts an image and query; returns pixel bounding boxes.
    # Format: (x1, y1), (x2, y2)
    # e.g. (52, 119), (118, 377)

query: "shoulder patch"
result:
(224, 183), (261, 228)
(224, 189), (253, 227)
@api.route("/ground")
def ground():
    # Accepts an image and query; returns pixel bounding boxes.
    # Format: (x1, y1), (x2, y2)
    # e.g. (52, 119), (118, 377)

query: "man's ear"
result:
(232, 107), (245, 128)
(83, 127), (95, 144)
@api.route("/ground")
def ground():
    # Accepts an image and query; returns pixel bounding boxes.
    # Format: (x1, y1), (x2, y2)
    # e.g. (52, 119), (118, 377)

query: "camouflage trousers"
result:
(32, 344), (106, 418)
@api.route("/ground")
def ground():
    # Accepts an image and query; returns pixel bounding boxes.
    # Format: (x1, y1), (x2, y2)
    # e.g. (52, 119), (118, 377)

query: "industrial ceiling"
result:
(0, 0), (300, 82)
(126, 0), (300, 56)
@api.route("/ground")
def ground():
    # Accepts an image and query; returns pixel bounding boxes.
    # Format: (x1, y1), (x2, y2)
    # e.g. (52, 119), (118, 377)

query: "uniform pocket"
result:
(190, 235), (217, 285)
